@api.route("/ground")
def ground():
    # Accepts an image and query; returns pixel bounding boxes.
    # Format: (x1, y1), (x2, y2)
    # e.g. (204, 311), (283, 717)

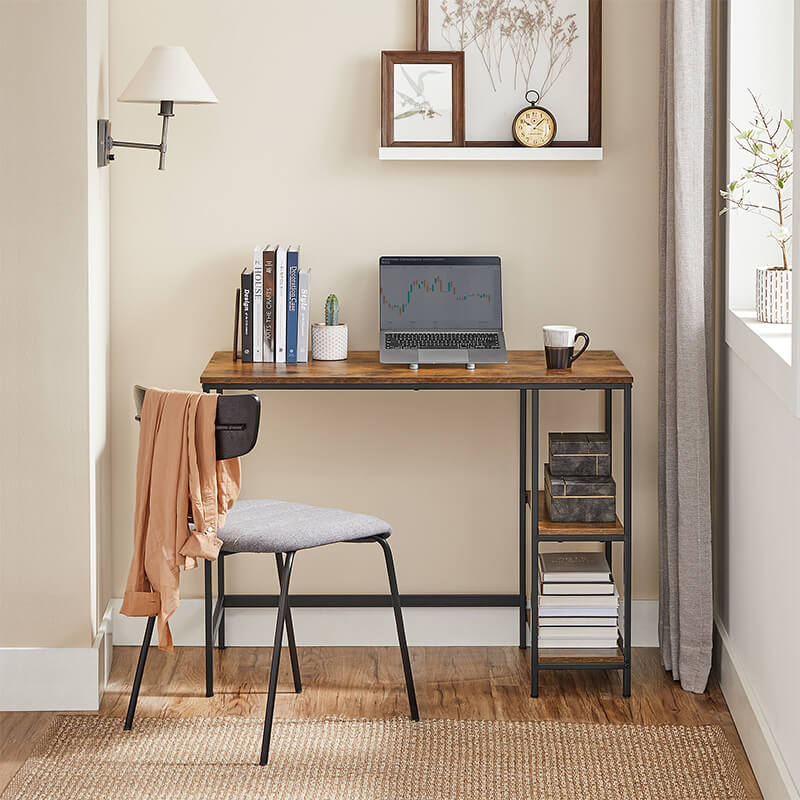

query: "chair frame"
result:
(124, 388), (419, 766)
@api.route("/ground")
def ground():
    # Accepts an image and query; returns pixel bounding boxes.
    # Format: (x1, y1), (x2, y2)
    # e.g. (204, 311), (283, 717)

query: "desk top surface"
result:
(201, 351), (633, 387)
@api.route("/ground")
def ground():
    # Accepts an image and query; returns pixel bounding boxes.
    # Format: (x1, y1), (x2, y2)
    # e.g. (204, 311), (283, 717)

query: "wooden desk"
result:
(201, 350), (634, 696)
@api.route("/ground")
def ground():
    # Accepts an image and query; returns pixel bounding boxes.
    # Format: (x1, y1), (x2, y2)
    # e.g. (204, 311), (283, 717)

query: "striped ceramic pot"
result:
(312, 323), (348, 360)
(756, 266), (792, 324)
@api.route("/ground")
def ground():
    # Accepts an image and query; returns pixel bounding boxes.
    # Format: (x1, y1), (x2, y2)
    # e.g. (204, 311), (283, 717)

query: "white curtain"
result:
(658, 0), (715, 693)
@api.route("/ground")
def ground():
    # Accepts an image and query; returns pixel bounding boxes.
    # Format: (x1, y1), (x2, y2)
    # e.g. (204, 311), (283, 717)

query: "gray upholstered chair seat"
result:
(218, 499), (392, 554)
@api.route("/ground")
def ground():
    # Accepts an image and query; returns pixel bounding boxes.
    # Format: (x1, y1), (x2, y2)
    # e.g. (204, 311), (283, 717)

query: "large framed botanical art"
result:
(416, 0), (601, 146)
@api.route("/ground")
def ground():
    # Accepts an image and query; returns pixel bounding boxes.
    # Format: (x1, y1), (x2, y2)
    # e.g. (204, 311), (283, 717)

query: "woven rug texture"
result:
(2, 716), (747, 800)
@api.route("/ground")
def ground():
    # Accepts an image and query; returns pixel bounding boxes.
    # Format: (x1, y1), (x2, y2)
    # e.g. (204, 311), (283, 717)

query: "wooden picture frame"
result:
(415, 0), (601, 147)
(381, 50), (465, 147)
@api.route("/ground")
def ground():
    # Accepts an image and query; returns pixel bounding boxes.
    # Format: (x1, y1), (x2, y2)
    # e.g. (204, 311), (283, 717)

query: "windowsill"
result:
(726, 308), (796, 413)
(730, 309), (792, 364)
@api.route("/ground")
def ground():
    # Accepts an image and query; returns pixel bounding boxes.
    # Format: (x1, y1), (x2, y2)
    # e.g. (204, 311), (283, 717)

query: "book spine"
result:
(252, 248), (263, 362)
(275, 247), (287, 363)
(297, 269), (310, 363)
(241, 270), (253, 363)
(286, 248), (299, 363)
(262, 247), (276, 361)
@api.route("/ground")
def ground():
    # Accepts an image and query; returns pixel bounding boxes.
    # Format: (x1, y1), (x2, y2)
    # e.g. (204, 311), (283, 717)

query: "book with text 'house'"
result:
(286, 246), (300, 363)
(252, 246), (264, 362)
(240, 267), (253, 363)
(262, 245), (276, 362)
(275, 246), (287, 363)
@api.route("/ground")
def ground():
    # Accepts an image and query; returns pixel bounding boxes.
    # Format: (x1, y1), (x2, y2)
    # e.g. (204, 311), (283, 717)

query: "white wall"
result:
(717, 2), (800, 796)
(108, 0), (661, 611)
(0, 0), (110, 654)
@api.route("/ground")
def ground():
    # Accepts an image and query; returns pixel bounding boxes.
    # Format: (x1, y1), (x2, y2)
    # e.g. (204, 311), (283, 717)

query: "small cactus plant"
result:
(324, 294), (340, 326)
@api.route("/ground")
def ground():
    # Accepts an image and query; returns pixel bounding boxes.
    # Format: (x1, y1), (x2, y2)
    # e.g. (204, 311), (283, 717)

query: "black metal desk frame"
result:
(201, 375), (632, 698)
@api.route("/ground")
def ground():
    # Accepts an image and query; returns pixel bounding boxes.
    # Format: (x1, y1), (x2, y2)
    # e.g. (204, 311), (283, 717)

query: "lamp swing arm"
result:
(98, 100), (174, 170)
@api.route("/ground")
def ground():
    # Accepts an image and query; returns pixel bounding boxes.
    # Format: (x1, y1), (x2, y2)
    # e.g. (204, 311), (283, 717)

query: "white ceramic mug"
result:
(543, 325), (590, 369)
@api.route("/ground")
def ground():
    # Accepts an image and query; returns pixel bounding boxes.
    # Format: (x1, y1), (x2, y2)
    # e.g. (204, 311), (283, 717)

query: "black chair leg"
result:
(204, 558), (214, 697)
(217, 554), (226, 650)
(275, 553), (302, 694)
(374, 537), (419, 721)
(260, 550), (296, 766)
(124, 615), (156, 730)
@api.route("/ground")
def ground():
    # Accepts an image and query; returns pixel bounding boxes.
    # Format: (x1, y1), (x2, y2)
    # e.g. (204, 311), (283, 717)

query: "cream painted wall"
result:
(0, 0), (110, 648)
(109, 0), (660, 603)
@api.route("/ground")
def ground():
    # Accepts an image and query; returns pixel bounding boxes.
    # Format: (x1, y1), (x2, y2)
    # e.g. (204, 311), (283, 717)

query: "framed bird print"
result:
(381, 51), (465, 147)
(415, 0), (601, 147)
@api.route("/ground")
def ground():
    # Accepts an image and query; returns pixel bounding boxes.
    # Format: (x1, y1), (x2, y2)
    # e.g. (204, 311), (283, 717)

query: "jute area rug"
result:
(2, 716), (746, 800)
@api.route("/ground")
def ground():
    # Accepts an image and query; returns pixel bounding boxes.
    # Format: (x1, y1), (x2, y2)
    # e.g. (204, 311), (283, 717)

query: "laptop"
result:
(379, 256), (508, 369)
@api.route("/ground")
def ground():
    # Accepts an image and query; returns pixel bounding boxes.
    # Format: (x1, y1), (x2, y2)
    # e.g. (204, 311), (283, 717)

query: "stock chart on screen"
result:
(380, 261), (502, 330)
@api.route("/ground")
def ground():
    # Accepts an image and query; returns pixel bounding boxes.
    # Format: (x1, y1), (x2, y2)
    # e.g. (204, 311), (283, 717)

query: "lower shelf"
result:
(537, 647), (624, 665)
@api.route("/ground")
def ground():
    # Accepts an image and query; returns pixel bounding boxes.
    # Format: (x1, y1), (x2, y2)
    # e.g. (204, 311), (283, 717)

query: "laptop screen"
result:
(380, 257), (502, 331)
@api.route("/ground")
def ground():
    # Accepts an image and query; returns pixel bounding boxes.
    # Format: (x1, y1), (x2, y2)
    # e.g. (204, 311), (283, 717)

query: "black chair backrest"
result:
(133, 386), (260, 460)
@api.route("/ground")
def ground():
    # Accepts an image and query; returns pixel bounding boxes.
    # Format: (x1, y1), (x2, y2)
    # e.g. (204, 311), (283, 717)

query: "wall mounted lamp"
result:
(97, 45), (217, 170)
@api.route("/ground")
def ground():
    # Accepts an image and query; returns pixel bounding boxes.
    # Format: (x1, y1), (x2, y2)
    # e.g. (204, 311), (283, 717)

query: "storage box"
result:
(544, 463), (616, 523)
(548, 432), (611, 477)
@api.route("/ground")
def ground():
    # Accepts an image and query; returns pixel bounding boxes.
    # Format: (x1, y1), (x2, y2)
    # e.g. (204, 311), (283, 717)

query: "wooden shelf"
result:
(526, 491), (624, 539)
(379, 146), (603, 161)
(538, 647), (624, 665)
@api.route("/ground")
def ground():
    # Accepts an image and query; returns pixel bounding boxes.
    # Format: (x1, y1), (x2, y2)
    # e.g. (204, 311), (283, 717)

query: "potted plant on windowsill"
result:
(721, 91), (793, 324)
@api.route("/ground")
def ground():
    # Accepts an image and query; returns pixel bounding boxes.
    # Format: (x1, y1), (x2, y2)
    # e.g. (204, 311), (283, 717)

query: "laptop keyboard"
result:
(384, 332), (501, 350)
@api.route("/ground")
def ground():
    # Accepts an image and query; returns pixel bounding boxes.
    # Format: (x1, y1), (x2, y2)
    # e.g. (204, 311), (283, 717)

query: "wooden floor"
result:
(0, 646), (761, 798)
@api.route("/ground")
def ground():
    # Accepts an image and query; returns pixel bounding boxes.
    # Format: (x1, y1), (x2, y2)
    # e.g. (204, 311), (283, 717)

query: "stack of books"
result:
(538, 551), (619, 650)
(241, 244), (311, 364)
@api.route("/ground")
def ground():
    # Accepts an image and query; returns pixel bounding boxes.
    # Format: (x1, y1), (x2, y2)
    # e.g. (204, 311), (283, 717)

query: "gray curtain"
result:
(658, 0), (715, 693)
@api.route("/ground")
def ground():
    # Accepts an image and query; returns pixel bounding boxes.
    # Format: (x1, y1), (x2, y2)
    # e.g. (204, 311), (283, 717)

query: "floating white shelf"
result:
(378, 146), (603, 161)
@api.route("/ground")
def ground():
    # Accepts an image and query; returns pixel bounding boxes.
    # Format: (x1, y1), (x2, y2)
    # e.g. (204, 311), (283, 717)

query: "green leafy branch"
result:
(720, 90), (793, 269)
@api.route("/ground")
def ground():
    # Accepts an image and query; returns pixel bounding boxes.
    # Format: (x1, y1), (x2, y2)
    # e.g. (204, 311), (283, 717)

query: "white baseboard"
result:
(714, 618), (799, 800)
(0, 603), (114, 712)
(111, 598), (659, 648)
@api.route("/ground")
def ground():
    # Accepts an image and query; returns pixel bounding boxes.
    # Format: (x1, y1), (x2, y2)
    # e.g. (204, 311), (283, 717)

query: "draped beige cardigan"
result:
(120, 389), (241, 652)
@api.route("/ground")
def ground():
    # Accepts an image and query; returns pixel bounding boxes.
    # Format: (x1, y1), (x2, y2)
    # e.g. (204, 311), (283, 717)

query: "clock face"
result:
(513, 107), (556, 147)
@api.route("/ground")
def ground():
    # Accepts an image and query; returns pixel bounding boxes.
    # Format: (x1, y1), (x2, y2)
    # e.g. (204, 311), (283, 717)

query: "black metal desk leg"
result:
(530, 388), (540, 697)
(519, 389), (527, 650)
(217, 554), (226, 650)
(623, 385), (632, 697)
(204, 558), (214, 697)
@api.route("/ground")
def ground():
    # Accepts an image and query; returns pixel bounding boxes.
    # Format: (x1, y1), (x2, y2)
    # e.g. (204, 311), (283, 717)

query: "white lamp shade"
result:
(118, 45), (217, 104)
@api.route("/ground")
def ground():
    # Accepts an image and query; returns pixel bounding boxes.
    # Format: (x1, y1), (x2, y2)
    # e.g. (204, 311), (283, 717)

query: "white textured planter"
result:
(312, 323), (348, 360)
(756, 266), (792, 324)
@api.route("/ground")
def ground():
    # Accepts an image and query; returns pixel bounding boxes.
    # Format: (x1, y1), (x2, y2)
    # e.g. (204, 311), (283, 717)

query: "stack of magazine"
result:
(538, 551), (619, 650)
(241, 244), (311, 363)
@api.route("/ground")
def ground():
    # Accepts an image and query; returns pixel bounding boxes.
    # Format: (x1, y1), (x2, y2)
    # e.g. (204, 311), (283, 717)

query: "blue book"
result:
(286, 246), (300, 363)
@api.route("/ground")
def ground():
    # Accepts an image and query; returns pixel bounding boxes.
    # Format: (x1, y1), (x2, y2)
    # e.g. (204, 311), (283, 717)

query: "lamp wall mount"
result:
(97, 100), (175, 170)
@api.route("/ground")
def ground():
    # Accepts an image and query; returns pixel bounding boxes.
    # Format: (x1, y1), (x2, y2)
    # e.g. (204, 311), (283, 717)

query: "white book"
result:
(539, 617), (618, 627)
(538, 626), (619, 639)
(297, 269), (311, 363)
(275, 246), (287, 363)
(539, 607), (618, 618)
(538, 589), (619, 608)
(252, 246), (264, 362)
(538, 639), (618, 649)
(539, 552), (611, 583)
(540, 579), (614, 596)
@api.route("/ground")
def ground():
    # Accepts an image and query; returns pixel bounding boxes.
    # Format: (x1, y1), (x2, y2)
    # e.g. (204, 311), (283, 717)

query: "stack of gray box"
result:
(544, 432), (616, 523)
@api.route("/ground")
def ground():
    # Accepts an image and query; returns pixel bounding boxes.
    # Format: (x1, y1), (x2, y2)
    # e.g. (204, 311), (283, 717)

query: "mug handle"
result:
(570, 332), (590, 364)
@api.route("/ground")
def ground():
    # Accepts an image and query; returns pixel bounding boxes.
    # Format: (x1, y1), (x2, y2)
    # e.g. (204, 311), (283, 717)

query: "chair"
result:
(124, 387), (419, 765)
